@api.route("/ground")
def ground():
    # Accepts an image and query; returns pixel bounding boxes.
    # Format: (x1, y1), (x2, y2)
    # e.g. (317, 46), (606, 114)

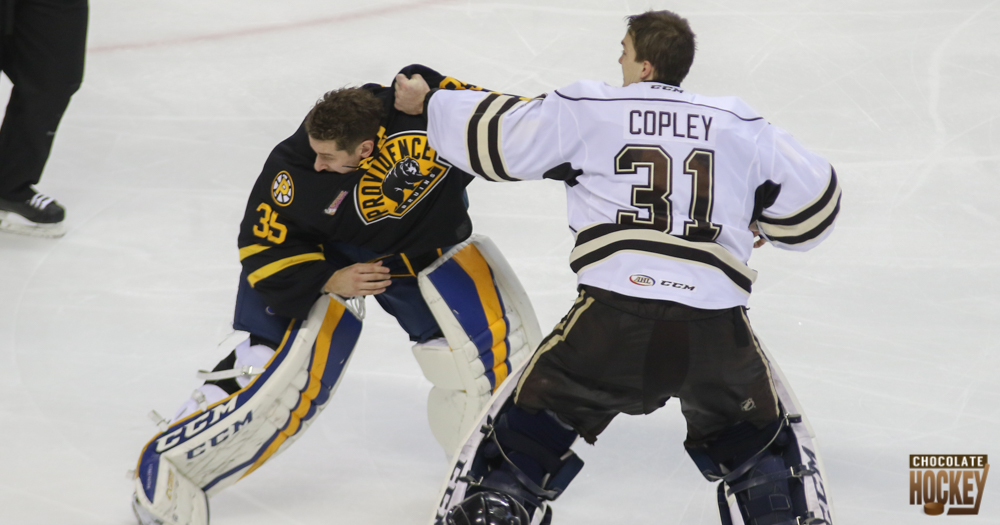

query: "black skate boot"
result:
(0, 193), (67, 238)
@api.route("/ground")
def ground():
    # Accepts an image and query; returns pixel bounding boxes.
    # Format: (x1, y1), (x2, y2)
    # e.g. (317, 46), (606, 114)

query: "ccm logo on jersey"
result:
(629, 274), (696, 291)
(154, 398), (241, 453)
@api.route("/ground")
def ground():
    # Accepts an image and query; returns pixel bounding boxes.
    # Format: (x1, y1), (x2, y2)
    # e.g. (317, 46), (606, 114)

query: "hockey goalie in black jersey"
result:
(397, 11), (840, 525)
(130, 65), (542, 525)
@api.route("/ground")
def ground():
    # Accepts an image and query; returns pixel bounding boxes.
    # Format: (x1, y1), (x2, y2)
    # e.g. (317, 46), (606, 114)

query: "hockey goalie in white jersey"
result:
(396, 9), (840, 525)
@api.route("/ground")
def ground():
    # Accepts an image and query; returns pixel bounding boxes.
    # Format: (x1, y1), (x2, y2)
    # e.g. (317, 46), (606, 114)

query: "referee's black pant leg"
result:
(0, 0), (88, 200)
(0, 85), (76, 199)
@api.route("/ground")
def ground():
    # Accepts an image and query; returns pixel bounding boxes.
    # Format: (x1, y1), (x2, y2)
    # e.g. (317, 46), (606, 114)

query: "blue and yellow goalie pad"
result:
(132, 294), (362, 525)
(414, 234), (542, 453)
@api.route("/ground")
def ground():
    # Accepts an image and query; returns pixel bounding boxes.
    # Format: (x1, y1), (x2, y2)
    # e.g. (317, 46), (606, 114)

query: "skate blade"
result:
(0, 211), (66, 238)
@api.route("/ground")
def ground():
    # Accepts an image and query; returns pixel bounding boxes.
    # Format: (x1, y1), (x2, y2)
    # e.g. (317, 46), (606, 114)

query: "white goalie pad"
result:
(426, 357), (553, 525)
(756, 340), (835, 524)
(413, 234), (542, 454)
(132, 294), (363, 525)
(132, 460), (208, 525)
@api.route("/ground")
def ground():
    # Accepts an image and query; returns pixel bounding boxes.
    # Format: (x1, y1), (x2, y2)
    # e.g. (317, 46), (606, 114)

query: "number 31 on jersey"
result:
(614, 145), (721, 242)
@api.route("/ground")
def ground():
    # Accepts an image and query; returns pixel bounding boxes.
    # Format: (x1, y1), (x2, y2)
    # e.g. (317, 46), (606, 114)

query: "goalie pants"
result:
(0, 0), (88, 201)
(514, 285), (780, 447)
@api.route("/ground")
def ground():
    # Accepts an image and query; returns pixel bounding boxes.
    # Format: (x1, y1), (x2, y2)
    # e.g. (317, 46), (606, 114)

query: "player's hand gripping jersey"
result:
(238, 65), (486, 319)
(424, 80), (841, 309)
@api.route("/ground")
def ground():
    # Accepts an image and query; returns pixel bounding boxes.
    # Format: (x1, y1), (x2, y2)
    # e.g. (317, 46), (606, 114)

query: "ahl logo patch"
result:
(271, 171), (294, 206)
(629, 274), (655, 286)
(355, 131), (451, 224)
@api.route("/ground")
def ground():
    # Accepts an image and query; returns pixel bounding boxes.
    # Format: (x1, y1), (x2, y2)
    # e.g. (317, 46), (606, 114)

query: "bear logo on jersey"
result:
(382, 158), (427, 212)
(355, 131), (451, 224)
(271, 171), (294, 206)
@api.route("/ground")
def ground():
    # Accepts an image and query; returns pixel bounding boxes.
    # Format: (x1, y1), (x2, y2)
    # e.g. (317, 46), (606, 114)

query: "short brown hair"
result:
(626, 10), (696, 86)
(304, 88), (384, 152)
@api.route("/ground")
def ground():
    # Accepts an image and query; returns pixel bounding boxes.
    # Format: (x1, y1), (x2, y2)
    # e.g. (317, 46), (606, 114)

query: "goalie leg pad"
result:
(132, 460), (208, 525)
(414, 337), (490, 454)
(415, 235), (542, 453)
(133, 294), (362, 525)
(688, 417), (831, 525)
(755, 338), (834, 524)
(429, 359), (583, 525)
(686, 349), (835, 525)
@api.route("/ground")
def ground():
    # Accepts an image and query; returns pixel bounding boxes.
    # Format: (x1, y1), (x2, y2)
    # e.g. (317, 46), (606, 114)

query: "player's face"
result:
(309, 137), (366, 173)
(620, 33), (644, 86)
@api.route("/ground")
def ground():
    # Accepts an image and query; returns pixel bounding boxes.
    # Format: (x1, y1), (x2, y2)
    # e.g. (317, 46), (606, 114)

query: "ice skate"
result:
(0, 193), (67, 238)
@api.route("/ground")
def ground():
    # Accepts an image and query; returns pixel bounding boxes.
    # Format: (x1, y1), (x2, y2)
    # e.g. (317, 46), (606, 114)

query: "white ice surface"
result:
(1, 1), (998, 523)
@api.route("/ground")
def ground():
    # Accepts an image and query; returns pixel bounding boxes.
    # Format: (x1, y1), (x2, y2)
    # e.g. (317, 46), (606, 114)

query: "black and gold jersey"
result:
(238, 65), (481, 319)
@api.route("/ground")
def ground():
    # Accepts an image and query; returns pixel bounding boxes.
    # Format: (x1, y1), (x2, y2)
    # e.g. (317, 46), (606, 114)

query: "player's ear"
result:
(357, 139), (375, 159)
(641, 60), (656, 82)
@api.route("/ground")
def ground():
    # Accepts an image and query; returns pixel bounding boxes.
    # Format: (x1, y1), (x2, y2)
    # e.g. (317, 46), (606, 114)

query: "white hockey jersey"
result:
(425, 80), (841, 309)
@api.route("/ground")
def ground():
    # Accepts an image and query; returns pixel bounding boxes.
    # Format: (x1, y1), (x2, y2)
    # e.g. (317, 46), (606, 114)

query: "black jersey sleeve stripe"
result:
(466, 93), (502, 181)
(762, 195), (841, 245)
(574, 222), (625, 244)
(757, 168), (841, 244)
(486, 96), (523, 181)
(758, 168), (839, 227)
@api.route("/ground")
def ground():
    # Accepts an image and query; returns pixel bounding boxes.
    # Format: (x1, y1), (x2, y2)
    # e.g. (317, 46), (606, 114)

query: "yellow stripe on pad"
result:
(238, 244), (271, 261)
(451, 245), (509, 381)
(241, 300), (345, 478)
(247, 252), (325, 287)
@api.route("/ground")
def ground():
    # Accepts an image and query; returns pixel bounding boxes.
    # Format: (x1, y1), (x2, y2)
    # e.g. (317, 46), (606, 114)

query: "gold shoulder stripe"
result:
(239, 244), (272, 261)
(247, 252), (325, 287)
